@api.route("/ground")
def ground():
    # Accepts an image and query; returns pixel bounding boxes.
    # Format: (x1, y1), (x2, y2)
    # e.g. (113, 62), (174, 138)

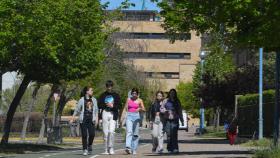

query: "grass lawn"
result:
(199, 126), (227, 138)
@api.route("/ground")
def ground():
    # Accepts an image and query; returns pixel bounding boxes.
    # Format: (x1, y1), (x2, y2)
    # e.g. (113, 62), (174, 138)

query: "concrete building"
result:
(113, 10), (201, 91)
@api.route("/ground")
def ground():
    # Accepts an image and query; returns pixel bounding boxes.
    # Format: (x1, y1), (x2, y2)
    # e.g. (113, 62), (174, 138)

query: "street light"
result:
(199, 50), (207, 134)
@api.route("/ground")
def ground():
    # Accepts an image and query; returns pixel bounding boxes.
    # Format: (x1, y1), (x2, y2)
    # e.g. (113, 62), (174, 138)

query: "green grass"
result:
(200, 126), (227, 138)
(242, 138), (272, 148)
(0, 143), (63, 154)
(254, 147), (280, 158)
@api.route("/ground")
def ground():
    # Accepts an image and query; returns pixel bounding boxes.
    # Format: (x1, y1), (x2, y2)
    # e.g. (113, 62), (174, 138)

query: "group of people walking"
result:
(71, 80), (184, 156)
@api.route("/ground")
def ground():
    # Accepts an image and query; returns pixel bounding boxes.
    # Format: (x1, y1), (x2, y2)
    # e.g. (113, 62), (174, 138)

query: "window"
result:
(145, 72), (179, 79)
(114, 32), (191, 40)
(125, 52), (191, 59)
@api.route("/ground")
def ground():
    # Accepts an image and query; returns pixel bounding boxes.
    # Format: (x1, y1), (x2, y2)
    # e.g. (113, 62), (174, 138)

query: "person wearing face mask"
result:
(161, 89), (184, 154)
(148, 91), (165, 154)
(71, 86), (98, 156)
(98, 80), (121, 155)
(122, 88), (146, 155)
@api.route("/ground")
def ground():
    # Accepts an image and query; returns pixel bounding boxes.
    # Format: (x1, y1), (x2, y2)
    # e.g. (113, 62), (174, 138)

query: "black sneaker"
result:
(125, 147), (131, 154)
(88, 145), (92, 155)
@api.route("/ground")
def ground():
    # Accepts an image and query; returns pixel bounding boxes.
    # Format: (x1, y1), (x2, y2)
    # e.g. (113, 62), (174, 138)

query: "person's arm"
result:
(177, 100), (184, 125)
(70, 99), (82, 123)
(93, 98), (99, 123)
(120, 98), (129, 125)
(97, 93), (105, 120)
(138, 99), (146, 112)
(112, 93), (120, 112)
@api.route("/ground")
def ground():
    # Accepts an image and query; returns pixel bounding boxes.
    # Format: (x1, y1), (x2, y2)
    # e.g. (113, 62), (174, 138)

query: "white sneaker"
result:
(132, 150), (137, 155)
(83, 150), (88, 156)
(109, 148), (115, 155)
(102, 150), (109, 155)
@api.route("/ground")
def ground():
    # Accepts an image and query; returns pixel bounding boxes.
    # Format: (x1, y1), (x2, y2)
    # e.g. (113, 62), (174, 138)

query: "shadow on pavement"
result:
(140, 138), (229, 145)
(144, 150), (253, 157)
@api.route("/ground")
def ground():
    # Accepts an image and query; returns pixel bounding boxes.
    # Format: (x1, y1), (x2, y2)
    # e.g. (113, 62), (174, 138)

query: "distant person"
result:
(228, 117), (238, 145)
(123, 88), (146, 155)
(98, 80), (121, 155)
(161, 89), (184, 154)
(148, 91), (165, 154)
(71, 86), (98, 156)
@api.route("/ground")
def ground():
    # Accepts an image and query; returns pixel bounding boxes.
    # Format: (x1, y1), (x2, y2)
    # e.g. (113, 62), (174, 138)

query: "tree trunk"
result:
(37, 85), (56, 143)
(20, 84), (40, 141)
(216, 106), (221, 132)
(1, 76), (30, 144)
(213, 107), (217, 130)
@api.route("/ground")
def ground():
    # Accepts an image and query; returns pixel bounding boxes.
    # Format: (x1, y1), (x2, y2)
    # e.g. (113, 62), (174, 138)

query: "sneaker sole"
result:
(125, 149), (131, 154)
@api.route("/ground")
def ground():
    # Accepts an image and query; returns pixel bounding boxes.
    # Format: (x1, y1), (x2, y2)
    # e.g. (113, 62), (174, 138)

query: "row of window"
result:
(145, 72), (179, 79)
(114, 32), (191, 40)
(126, 52), (191, 59)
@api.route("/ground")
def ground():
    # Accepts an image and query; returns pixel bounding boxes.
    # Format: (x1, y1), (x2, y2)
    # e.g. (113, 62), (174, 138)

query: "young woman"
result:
(148, 91), (165, 154)
(161, 89), (184, 154)
(71, 86), (99, 156)
(122, 88), (146, 155)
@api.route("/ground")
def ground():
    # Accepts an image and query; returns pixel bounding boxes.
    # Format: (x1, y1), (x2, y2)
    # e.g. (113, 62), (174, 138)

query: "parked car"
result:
(179, 110), (189, 131)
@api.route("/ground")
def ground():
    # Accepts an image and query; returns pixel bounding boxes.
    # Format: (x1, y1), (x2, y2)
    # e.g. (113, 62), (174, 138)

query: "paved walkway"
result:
(1, 128), (253, 158)
(96, 128), (253, 158)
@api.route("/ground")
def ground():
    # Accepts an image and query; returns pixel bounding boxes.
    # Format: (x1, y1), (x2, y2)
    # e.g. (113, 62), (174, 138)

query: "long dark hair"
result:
(167, 89), (179, 102)
(131, 88), (139, 95)
(155, 91), (164, 101)
(80, 86), (92, 98)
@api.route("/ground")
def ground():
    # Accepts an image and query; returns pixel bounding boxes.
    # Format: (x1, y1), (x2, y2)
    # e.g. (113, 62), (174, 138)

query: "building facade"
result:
(113, 10), (201, 91)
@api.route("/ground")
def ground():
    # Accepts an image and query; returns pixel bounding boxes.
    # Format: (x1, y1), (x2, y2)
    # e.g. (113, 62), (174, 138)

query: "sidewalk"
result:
(96, 127), (253, 158)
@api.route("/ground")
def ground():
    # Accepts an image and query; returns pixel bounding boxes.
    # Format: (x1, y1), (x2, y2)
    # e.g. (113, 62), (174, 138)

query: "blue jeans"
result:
(165, 120), (179, 152)
(125, 112), (140, 151)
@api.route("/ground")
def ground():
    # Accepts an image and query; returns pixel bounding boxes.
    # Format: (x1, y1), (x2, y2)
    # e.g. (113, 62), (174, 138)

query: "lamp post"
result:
(259, 48), (263, 139)
(199, 50), (207, 134)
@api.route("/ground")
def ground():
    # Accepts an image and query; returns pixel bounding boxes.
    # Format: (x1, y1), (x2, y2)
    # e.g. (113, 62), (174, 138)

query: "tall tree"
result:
(0, 0), (106, 144)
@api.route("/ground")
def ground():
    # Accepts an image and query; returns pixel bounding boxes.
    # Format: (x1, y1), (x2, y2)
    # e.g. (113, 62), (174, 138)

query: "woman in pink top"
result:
(122, 88), (145, 155)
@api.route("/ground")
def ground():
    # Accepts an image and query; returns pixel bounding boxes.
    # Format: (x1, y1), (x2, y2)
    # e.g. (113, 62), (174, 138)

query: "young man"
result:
(98, 80), (121, 155)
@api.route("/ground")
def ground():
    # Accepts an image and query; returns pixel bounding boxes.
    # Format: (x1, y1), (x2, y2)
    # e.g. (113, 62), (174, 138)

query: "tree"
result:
(154, 0), (280, 136)
(176, 82), (200, 117)
(0, 0), (106, 144)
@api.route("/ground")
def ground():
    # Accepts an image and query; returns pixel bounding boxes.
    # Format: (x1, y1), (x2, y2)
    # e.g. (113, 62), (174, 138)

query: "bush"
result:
(255, 147), (280, 158)
(238, 90), (275, 137)
(0, 112), (47, 133)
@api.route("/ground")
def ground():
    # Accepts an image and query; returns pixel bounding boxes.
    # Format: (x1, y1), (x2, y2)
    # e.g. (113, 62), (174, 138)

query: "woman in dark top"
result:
(161, 89), (184, 154)
(148, 91), (165, 153)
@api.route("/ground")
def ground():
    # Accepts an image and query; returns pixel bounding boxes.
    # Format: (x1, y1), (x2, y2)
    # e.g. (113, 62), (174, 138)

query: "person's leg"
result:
(172, 121), (179, 152)
(228, 133), (233, 145)
(125, 114), (133, 150)
(152, 122), (159, 152)
(158, 121), (164, 152)
(102, 111), (109, 153)
(165, 121), (172, 152)
(108, 113), (116, 154)
(88, 122), (96, 153)
(132, 118), (140, 153)
(80, 123), (89, 155)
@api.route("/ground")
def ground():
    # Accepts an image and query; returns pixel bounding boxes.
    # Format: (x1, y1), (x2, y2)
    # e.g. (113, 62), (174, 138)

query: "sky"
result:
(100, 0), (160, 11)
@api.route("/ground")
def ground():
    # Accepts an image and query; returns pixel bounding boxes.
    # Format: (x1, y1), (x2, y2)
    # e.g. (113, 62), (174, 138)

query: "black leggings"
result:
(80, 121), (95, 150)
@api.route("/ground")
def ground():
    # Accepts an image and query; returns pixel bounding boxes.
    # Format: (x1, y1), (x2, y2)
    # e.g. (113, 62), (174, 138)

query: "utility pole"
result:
(259, 48), (263, 139)
(141, 0), (146, 10)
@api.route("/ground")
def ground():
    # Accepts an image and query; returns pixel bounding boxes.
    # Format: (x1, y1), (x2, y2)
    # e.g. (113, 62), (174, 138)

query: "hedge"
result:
(237, 90), (275, 137)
